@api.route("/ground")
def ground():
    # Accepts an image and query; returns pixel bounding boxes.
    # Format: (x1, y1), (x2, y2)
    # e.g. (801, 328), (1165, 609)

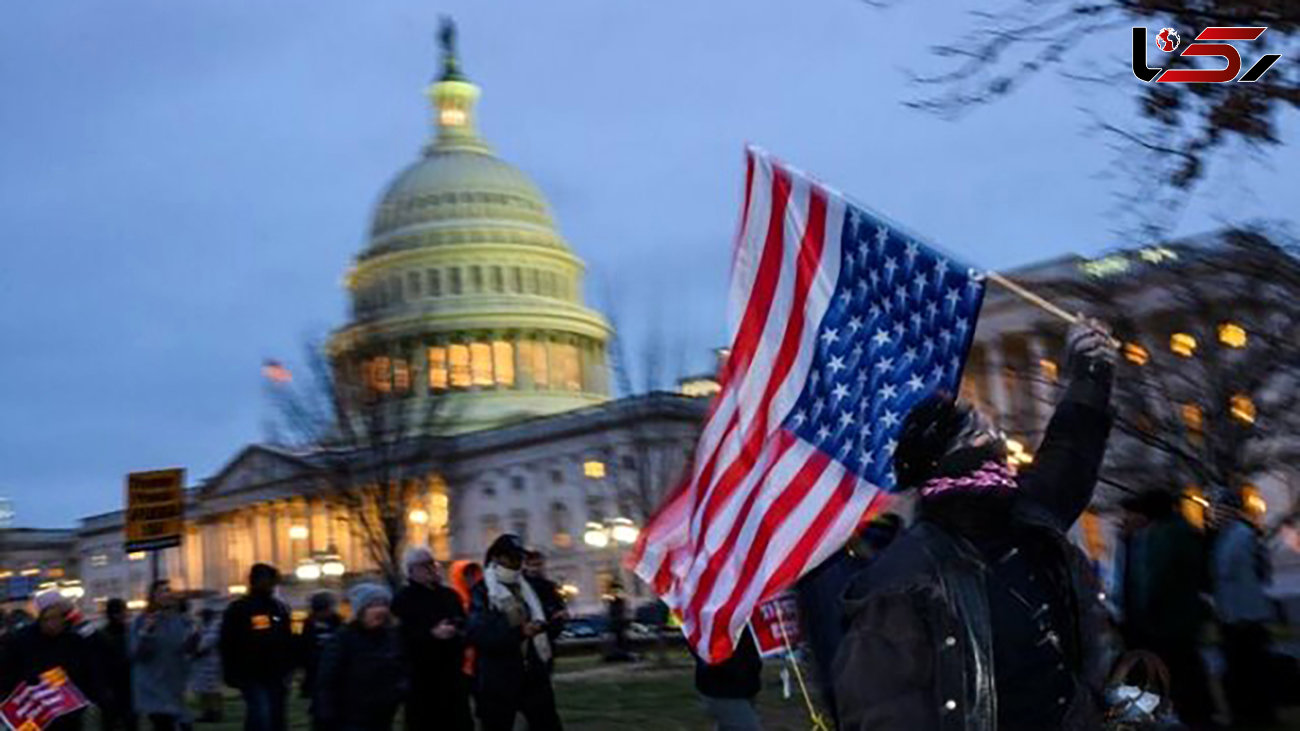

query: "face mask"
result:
(495, 566), (520, 584)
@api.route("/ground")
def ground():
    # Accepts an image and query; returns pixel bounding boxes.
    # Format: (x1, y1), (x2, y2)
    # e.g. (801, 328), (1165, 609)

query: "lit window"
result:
(1181, 403), (1204, 432)
(128, 551), (146, 562)
(526, 341), (549, 388)
(1218, 323), (1247, 348)
(470, 343), (494, 387)
(428, 347), (448, 390)
(1170, 333), (1197, 357)
(439, 107), (466, 126)
(584, 460), (607, 479)
(493, 341), (515, 387)
(1123, 343), (1149, 366)
(1039, 359), (1059, 382)
(553, 343), (582, 392)
(370, 357), (392, 393)
(449, 344), (471, 388)
(47, 568), (64, 579)
(1230, 394), (1256, 424)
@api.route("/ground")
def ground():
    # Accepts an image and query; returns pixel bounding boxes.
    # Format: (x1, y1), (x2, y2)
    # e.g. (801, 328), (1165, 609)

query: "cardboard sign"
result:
(1, 667), (89, 731)
(125, 469), (184, 553)
(751, 592), (802, 658)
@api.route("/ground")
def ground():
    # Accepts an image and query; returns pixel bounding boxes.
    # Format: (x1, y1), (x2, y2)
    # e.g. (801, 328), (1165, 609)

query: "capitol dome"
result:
(331, 24), (611, 433)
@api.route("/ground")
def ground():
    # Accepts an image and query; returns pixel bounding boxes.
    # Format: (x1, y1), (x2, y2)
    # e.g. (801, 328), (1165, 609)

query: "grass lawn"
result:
(157, 651), (1300, 730)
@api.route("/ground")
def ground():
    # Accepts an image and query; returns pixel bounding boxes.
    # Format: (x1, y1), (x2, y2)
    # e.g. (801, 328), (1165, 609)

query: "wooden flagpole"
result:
(983, 271), (1122, 347)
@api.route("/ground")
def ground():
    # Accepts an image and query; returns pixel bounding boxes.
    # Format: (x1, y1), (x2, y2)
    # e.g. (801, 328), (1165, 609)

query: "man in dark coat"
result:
(298, 591), (342, 731)
(796, 513), (902, 725)
(390, 546), (472, 731)
(0, 591), (103, 731)
(468, 534), (563, 731)
(96, 598), (137, 731)
(834, 319), (1117, 731)
(1123, 489), (1215, 728)
(219, 564), (294, 731)
(314, 584), (408, 731)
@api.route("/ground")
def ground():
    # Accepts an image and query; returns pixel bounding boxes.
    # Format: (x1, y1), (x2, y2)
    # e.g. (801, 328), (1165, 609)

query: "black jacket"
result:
(95, 620), (133, 714)
(0, 624), (103, 731)
(526, 575), (566, 621)
(466, 581), (554, 703)
(219, 592), (294, 689)
(390, 581), (467, 694)
(313, 623), (408, 731)
(297, 614), (342, 699)
(694, 628), (762, 700)
(834, 374), (1114, 731)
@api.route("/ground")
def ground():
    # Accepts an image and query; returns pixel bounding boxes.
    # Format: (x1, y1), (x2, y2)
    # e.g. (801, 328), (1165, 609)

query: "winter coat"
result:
(694, 628), (762, 700)
(1213, 518), (1274, 624)
(130, 612), (195, 716)
(190, 619), (223, 695)
(297, 614), (342, 699)
(390, 582), (466, 695)
(0, 624), (103, 731)
(466, 581), (556, 704)
(834, 374), (1114, 731)
(218, 592), (294, 689)
(1125, 513), (1210, 645)
(95, 621), (133, 715)
(313, 623), (408, 731)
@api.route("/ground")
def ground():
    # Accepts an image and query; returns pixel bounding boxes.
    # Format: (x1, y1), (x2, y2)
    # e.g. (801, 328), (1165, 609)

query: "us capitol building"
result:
(3, 27), (707, 615)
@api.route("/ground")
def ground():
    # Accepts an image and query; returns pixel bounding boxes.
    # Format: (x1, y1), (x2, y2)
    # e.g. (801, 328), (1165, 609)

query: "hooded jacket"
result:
(833, 371), (1114, 731)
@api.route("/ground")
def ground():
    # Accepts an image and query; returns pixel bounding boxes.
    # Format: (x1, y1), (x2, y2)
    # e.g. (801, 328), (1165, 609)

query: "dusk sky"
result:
(2, 1), (1296, 527)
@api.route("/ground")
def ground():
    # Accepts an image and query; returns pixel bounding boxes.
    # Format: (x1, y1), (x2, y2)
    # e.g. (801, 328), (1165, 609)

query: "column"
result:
(983, 343), (1010, 426)
(255, 505), (274, 566)
(1026, 335), (1055, 435)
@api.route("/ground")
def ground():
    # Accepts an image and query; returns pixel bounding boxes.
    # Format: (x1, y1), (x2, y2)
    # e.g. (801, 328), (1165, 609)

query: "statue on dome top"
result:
(438, 17), (466, 82)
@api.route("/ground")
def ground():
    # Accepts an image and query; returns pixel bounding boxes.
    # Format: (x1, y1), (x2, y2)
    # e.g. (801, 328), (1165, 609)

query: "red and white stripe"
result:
(628, 147), (884, 663)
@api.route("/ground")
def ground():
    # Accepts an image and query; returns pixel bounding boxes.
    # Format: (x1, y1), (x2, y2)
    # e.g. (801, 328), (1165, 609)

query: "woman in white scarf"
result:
(467, 534), (564, 731)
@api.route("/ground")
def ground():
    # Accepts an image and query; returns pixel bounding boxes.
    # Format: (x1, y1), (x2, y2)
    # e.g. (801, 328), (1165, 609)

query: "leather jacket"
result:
(833, 373), (1114, 731)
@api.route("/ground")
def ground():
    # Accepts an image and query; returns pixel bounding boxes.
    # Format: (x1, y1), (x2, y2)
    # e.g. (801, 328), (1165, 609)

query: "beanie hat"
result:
(34, 589), (68, 615)
(484, 533), (525, 565)
(348, 583), (391, 615)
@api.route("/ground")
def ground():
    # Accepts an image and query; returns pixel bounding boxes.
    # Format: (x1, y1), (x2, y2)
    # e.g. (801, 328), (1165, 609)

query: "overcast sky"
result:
(2, 1), (1295, 527)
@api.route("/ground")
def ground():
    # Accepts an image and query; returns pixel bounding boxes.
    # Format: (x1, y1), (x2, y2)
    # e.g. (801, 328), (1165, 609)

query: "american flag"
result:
(628, 147), (986, 663)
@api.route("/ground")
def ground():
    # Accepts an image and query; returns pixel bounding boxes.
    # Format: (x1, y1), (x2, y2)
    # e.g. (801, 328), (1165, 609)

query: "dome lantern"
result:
(425, 17), (488, 155)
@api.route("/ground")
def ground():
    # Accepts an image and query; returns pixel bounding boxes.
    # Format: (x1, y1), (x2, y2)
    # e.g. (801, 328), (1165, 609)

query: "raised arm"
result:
(1019, 319), (1117, 529)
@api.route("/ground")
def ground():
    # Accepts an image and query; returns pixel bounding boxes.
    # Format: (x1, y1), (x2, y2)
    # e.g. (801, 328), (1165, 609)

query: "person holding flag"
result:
(834, 318), (1116, 731)
(0, 591), (101, 731)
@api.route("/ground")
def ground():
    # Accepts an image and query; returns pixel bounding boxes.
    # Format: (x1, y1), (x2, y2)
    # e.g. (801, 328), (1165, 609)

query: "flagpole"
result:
(984, 271), (1122, 347)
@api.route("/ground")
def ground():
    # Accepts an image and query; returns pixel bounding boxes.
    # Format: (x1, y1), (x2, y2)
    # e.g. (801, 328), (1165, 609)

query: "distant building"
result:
(0, 528), (77, 609)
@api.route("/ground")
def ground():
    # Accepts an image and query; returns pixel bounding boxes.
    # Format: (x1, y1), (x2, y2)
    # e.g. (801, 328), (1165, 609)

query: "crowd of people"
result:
(0, 534), (574, 731)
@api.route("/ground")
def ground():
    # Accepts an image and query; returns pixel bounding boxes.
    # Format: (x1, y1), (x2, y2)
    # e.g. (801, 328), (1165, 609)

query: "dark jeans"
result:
(147, 716), (178, 731)
(240, 682), (288, 731)
(477, 678), (562, 731)
(100, 705), (138, 731)
(1126, 631), (1214, 729)
(1223, 621), (1276, 727)
(406, 685), (472, 731)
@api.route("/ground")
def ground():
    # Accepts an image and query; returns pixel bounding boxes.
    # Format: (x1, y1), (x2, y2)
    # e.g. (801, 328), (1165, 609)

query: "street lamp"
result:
(295, 559), (322, 582)
(583, 522), (610, 549)
(320, 554), (346, 578)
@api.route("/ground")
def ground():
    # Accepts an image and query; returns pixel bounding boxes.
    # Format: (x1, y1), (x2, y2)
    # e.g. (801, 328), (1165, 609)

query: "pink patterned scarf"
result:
(919, 460), (1018, 499)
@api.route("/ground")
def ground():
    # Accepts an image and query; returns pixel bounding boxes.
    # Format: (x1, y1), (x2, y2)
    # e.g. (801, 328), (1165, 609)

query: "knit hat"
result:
(485, 533), (526, 565)
(347, 583), (391, 615)
(33, 589), (68, 616)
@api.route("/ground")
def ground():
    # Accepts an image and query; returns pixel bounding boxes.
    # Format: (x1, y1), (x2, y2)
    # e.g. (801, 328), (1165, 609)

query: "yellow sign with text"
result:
(125, 468), (184, 553)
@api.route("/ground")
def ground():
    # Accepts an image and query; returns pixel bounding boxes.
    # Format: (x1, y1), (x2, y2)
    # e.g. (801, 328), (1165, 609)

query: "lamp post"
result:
(583, 517), (639, 589)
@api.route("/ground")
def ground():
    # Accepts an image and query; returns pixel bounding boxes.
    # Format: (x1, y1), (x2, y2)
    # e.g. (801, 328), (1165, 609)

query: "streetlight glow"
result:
(610, 518), (639, 545)
(295, 561), (322, 582)
(409, 509), (430, 525)
(289, 525), (309, 540)
(321, 556), (346, 577)
(583, 522), (610, 549)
